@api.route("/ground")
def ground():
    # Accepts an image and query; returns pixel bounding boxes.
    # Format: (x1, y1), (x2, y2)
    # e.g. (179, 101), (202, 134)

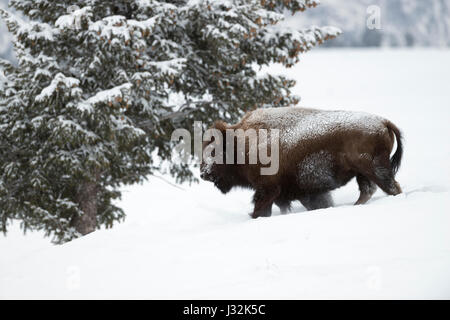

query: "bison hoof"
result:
(250, 211), (271, 219)
(249, 212), (259, 219)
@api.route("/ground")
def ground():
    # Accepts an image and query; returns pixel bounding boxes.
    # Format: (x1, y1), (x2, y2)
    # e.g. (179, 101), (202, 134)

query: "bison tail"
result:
(386, 121), (404, 175)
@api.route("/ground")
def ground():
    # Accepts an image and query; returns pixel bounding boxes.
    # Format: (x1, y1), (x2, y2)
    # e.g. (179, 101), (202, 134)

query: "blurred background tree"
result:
(2, 0), (450, 63)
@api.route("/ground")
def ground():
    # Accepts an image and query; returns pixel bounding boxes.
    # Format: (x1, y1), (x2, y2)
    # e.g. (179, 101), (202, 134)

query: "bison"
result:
(200, 107), (403, 218)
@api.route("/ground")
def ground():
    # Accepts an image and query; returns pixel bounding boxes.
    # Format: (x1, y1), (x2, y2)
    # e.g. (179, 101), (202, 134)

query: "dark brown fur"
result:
(200, 107), (403, 218)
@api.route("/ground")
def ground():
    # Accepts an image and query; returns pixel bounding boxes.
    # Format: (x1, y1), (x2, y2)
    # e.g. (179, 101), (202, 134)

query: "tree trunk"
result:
(73, 178), (98, 236)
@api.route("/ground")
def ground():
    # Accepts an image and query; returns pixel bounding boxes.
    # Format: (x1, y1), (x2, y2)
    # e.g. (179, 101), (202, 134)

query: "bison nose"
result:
(200, 172), (212, 181)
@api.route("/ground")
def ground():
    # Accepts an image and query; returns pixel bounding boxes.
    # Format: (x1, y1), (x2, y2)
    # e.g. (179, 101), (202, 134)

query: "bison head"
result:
(200, 121), (234, 194)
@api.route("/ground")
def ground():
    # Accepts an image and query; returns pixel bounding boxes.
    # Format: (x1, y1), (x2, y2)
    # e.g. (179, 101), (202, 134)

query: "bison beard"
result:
(200, 107), (403, 219)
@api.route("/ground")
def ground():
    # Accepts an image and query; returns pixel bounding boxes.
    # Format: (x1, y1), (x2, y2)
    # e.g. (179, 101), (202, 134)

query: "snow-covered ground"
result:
(1, 49), (449, 299)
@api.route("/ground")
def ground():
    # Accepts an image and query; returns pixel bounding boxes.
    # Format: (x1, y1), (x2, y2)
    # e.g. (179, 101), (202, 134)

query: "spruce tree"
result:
(0, 0), (339, 243)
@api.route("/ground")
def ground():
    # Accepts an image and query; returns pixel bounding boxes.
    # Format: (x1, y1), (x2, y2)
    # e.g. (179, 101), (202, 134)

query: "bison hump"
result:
(245, 107), (386, 149)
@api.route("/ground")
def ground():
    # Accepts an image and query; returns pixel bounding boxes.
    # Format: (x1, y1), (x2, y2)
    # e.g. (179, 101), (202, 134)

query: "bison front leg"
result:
(275, 198), (292, 214)
(251, 186), (281, 219)
(300, 192), (334, 211)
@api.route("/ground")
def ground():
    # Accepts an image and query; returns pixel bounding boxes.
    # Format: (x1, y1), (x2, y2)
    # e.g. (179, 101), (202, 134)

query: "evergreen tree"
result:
(0, 0), (339, 243)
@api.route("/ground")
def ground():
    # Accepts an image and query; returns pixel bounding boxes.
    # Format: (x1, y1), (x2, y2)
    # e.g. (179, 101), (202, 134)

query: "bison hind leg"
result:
(300, 192), (334, 211)
(354, 154), (402, 200)
(367, 156), (402, 196)
(355, 174), (377, 205)
(373, 167), (402, 196)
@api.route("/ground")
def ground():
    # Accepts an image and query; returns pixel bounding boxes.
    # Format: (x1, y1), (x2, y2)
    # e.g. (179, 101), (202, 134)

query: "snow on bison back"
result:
(200, 107), (403, 218)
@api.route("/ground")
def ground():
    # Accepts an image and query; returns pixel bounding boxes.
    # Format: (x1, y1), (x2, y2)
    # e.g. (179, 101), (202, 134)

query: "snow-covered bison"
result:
(200, 107), (403, 218)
